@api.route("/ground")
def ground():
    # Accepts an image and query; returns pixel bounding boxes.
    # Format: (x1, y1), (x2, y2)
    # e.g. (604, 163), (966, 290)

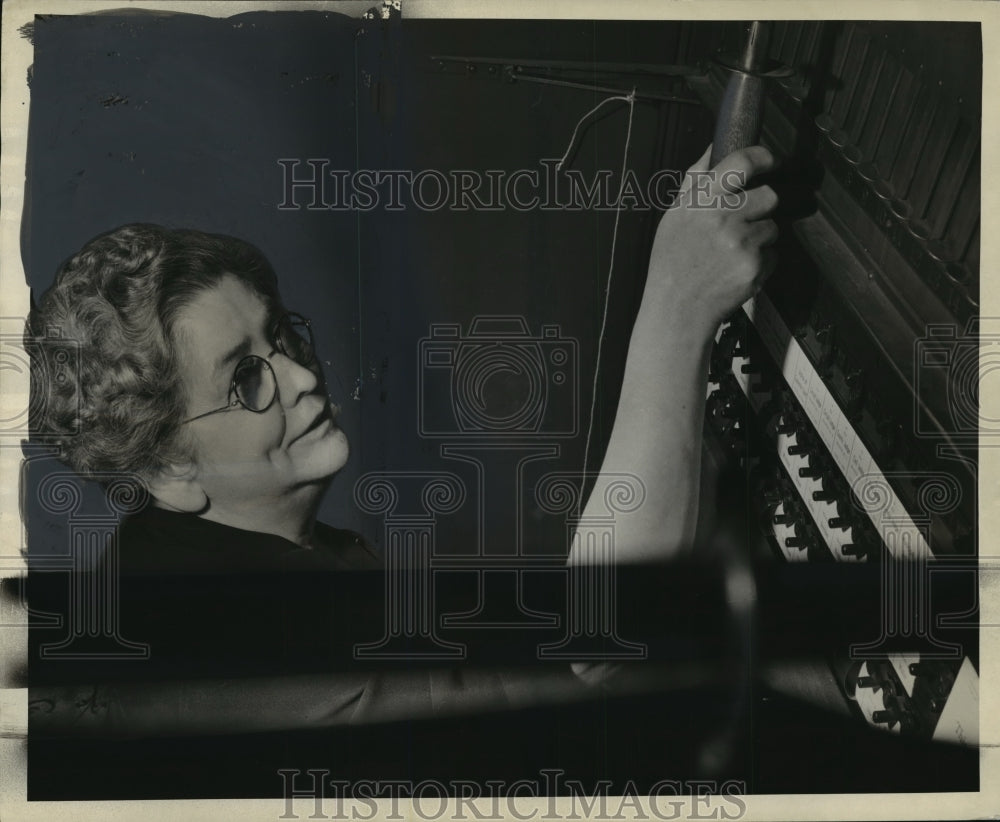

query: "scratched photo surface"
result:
(17, 9), (981, 803)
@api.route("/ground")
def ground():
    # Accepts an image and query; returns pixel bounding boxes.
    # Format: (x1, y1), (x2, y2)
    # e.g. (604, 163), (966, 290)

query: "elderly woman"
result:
(31, 222), (376, 574)
(27, 145), (777, 736)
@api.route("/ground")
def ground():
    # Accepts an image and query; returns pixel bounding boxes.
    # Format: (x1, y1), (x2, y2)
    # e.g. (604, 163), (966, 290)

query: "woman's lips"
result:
(294, 406), (333, 443)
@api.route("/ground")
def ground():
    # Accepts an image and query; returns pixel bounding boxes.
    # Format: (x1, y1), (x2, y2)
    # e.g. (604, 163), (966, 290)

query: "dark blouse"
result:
(29, 505), (590, 797)
(87, 505), (574, 730)
(115, 504), (382, 574)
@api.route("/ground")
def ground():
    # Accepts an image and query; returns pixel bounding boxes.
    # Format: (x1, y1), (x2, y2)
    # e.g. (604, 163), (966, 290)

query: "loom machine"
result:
(697, 20), (980, 747)
(442, 18), (982, 746)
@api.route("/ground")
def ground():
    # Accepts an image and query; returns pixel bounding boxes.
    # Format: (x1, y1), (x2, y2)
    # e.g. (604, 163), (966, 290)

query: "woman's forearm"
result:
(570, 144), (778, 567)
(571, 292), (714, 564)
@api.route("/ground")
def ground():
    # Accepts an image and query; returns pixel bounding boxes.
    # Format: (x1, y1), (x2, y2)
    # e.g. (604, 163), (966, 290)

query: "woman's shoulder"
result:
(311, 522), (382, 571)
(115, 506), (381, 574)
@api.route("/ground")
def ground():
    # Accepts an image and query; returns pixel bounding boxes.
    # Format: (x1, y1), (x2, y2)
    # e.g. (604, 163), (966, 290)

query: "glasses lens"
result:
(233, 356), (276, 412)
(275, 314), (315, 366)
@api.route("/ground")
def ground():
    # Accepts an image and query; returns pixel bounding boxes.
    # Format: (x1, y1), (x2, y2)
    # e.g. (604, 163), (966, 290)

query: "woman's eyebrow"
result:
(212, 338), (252, 381)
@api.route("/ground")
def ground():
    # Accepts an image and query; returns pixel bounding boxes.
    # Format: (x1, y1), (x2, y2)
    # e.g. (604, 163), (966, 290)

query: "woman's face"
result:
(171, 274), (349, 516)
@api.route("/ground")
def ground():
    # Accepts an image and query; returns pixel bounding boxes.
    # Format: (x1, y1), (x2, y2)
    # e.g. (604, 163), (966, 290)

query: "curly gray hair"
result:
(28, 223), (282, 480)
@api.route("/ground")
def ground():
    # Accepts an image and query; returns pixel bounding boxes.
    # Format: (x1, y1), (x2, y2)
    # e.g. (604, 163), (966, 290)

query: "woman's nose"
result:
(273, 353), (319, 406)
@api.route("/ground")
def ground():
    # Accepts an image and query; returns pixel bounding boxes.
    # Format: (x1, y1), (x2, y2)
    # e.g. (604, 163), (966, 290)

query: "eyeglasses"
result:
(182, 312), (316, 424)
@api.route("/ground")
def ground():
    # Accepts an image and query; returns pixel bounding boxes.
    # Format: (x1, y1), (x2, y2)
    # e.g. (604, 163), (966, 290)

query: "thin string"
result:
(562, 89), (637, 517)
(556, 92), (635, 171)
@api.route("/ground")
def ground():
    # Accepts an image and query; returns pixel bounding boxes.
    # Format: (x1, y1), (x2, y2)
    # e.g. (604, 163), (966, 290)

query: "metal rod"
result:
(510, 71), (701, 104)
(431, 55), (702, 77)
(739, 20), (771, 72)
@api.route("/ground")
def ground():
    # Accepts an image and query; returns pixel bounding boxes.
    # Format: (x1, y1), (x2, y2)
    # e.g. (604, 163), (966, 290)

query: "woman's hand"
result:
(645, 144), (779, 339)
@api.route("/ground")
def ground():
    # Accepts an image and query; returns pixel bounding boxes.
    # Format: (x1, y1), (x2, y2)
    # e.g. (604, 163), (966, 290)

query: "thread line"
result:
(565, 90), (637, 517)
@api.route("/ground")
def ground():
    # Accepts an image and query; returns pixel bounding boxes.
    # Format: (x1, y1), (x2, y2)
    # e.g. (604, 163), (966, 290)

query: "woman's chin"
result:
(318, 426), (350, 477)
(288, 424), (349, 488)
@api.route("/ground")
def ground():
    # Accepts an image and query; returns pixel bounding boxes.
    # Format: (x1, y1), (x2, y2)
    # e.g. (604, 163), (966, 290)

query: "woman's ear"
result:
(146, 462), (208, 513)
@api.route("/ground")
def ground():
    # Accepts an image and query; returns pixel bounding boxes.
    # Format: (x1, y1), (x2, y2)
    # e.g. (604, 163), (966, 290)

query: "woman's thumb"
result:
(677, 144), (712, 197)
(687, 143), (713, 174)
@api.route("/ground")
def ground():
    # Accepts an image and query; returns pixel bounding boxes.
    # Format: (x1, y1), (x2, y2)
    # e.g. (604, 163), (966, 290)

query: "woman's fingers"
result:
(677, 145), (778, 219)
(755, 247), (779, 287)
(744, 217), (779, 248)
(740, 184), (779, 222)
(711, 145), (778, 194)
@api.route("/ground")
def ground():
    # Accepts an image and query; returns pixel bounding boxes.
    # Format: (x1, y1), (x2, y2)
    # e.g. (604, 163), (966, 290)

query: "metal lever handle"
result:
(710, 22), (770, 167)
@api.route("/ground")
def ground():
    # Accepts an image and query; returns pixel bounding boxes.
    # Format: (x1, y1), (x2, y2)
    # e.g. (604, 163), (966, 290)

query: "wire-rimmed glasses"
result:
(182, 312), (315, 424)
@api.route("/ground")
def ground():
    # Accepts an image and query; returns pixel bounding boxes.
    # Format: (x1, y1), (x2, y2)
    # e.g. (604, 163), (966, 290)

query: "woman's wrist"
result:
(636, 278), (720, 350)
